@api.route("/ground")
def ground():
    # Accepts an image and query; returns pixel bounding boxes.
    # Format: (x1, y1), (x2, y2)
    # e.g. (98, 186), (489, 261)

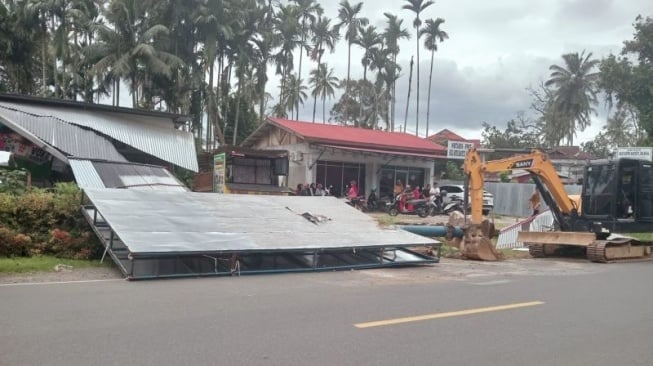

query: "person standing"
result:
(347, 180), (359, 199)
(394, 180), (404, 196)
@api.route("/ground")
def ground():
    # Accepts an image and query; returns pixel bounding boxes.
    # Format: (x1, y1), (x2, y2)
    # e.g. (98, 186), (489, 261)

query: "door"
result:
(636, 162), (653, 221)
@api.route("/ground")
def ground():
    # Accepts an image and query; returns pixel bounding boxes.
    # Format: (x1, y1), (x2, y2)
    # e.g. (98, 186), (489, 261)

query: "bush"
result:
(0, 183), (100, 259)
(0, 227), (32, 257)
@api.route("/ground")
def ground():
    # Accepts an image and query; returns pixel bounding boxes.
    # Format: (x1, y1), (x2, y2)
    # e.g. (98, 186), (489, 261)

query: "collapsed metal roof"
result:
(0, 100), (198, 172)
(70, 159), (188, 191)
(82, 189), (439, 279)
(0, 105), (127, 162)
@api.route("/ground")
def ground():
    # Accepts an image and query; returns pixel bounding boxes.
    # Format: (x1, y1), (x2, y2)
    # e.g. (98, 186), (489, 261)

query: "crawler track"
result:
(587, 241), (608, 263)
(528, 244), (545, 258)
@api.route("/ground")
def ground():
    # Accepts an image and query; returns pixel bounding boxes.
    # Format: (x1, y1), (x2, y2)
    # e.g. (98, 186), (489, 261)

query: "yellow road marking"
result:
(354, 301), (544, 329)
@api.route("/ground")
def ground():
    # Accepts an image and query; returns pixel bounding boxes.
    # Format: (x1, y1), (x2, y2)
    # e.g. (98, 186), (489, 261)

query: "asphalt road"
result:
(1, 259), (652, 366)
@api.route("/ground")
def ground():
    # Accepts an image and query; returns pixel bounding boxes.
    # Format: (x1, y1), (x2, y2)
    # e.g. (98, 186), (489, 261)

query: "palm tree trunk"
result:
(207, 62), (215, 151)
(322, 94), (326, 123)
(391, 53), (398, 131)
(297, 21), (306, 120)
(426, 48), (435, 137)
(404, 56), (414, 133)
(51, 18), (57, 98)
(359, 65), (367, 122)
(41, 33), (47, 94)
(115, 78), (120, 107)
(415, 23), (420, 137)
(346, 41), (352, 124)
(233, 75), (242, 146)
(312, 92), (318, 123)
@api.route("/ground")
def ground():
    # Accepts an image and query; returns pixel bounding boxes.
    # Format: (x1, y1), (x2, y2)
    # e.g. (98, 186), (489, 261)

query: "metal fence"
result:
(437, 180), (583, 218)
(486, 182), (582, 217)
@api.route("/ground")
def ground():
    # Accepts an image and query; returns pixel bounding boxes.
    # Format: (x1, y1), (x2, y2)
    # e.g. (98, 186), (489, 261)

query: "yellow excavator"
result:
(462, 147), (653, 262)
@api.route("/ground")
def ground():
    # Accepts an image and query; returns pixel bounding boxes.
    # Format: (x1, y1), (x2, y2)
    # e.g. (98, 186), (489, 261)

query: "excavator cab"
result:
(581, 159), (653, 231)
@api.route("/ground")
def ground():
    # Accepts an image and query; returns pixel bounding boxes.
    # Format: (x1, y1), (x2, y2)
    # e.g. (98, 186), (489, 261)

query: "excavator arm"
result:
(463, 148), (578, 226)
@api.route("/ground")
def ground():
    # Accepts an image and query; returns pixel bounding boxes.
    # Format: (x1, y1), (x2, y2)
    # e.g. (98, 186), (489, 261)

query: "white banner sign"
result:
(616, 147), (653, 161)
(447, 140), (474, 160)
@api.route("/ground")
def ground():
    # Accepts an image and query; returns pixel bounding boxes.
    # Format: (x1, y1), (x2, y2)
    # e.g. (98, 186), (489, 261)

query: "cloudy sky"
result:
(281, 0), (653, 143)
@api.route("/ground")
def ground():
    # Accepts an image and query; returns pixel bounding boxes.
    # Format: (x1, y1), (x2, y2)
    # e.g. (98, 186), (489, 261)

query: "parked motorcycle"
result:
(386, 193), (430, 218)
(365, 189), (379, 211)
(426, 194), (464, 216)
(346, 196), (367, 211)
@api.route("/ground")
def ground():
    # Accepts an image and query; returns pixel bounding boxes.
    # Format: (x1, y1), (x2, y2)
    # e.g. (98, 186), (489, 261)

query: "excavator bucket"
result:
(460, 222), (503, 261)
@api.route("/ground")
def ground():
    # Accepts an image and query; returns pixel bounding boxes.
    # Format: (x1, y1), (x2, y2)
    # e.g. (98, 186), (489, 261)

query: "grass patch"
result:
(625, 232), (653, 241)
(0, 256), (111, 274)
(375, 215), (397, 227)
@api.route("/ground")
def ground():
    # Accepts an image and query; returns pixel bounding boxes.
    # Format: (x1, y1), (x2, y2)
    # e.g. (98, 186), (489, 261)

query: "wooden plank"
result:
(517, 231), (596, 246)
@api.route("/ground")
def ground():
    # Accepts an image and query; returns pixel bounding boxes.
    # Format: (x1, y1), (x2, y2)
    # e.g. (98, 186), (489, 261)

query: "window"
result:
(583, 164), (615, 216)
(229, 157), (273, 185)
(315, 161), (366, 197)
(379, 166), (425, 200)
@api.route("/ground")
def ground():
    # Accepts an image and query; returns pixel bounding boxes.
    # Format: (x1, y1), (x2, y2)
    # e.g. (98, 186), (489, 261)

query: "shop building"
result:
(242, 118), (447, 200)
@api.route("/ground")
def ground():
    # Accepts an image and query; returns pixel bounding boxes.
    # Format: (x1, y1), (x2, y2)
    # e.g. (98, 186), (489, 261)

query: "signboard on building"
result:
(447, 140), (474, 160)
(616, 147), (653, 161)
(213, 152), (226, 193)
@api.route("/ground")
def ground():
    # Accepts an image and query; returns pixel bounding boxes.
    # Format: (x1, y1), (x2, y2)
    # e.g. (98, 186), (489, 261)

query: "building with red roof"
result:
(426, 128), (482, 148)
(242, 117), (447, 199)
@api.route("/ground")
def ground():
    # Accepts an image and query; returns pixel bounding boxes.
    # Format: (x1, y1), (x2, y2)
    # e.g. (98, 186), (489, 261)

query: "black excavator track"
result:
(587, 238), (653, 263)
(528, 244), (545, 258)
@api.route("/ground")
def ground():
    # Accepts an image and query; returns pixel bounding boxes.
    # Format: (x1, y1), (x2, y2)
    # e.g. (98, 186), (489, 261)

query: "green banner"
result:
(213, 153), (226, 193)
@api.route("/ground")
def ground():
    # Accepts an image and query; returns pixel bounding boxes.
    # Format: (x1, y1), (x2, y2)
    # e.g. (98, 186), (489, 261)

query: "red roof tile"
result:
(269, 117), (446, 155)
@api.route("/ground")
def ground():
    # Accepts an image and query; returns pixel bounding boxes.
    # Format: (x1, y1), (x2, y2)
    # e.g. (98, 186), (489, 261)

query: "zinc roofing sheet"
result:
(0, 101), (198, 172)
(84, 189), (437, 254)
(69, 159), (105, 189)
(70, 159), (188, 191)
(0, 105), (127, 162)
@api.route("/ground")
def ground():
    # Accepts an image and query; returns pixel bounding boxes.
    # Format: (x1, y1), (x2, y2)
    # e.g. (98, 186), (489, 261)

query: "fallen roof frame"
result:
(81, 189), (439, 280)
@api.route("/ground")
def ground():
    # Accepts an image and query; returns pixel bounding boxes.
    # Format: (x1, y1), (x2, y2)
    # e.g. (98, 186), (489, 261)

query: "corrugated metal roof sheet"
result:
(0, 101), (198, 172)
(69, 159), (105, 188)
(0, 105), (127, 162)
(257, 118), (446, 155)
(69, 158), (188, 191)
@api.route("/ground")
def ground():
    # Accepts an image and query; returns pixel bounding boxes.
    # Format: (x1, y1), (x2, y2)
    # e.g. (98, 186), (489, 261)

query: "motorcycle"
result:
(346, 196), (367, 211)
(365, 189), (379, 211)
(426, 194), (464, 216)
(386, 193), (430, 218)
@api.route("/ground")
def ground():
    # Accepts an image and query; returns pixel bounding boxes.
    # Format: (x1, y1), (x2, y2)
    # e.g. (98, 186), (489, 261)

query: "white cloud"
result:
(281, 0), (653, 145)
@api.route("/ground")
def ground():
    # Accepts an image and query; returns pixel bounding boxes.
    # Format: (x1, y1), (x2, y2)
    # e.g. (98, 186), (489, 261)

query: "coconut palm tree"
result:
(545, 51), (600, 146)
(87, 0), (184, 107)
(1, 0), (41, 94)
(193, 0), (234, 145)
(403, 0), (434, 136)
(336, 0), (368, 122)
(355, 25), (382, 83)
(383, 13), (410, 131)
(274, 4), (301, 113)
(284, 74), (307, 119)
(310, 15), (339, 71)
(291, 0), (322, 119)
(421, 17), (448, 137)
(309, 63), (339, 122)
